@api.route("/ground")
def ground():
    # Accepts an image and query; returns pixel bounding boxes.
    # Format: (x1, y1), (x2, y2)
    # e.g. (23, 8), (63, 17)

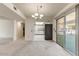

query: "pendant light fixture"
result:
(32, 4), (44, 19)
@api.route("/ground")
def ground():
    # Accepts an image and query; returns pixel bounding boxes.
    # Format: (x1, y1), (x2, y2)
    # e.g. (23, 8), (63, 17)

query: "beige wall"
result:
(25, 18), (35, 41)
(0, 19), (14, 38)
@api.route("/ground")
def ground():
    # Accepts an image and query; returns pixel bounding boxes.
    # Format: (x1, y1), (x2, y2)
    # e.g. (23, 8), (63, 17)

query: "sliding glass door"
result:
(57, 17), (65, 47)
(56, 11), (76, 55)
(65, 12), (76, 54)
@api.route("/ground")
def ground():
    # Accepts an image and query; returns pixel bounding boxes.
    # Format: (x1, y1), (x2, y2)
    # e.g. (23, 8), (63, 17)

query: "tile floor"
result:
(0, 39), (71, 56)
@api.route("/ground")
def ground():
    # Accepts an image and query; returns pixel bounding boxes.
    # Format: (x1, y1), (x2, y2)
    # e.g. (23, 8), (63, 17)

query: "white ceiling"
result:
(14, 3), (69, 20)
(0, 4), (24, 21)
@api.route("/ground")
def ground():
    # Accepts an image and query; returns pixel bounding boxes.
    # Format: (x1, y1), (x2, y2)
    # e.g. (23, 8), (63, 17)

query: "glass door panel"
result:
(65, 12), (75, 54)
(57, 17), (65, 47)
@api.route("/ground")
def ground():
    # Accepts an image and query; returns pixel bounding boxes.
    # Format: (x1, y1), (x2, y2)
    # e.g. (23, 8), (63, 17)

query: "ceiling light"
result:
(35, 17), (37, 19)
(36, 22), (44, 25)
(35, 13), (39, 16)
(40, 14), (44, 17)
(32, 4), (44, 19)
(40, 17), (42, 19)
(32, 15), (35, 18)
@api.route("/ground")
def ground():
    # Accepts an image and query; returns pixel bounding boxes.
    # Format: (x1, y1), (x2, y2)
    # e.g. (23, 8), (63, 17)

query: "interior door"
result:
(45, 24), (52, 40)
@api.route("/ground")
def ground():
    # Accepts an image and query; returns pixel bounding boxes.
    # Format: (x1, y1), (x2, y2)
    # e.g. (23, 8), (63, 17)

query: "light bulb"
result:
(40, 14), (44, 17)
(32, 15), (35, 18)
(35, 13), (39, 16)
(40, 17), (42, 19)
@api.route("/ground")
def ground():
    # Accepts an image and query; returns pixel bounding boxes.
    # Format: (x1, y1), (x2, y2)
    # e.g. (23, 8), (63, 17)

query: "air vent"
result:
(13, 6), (17, 10)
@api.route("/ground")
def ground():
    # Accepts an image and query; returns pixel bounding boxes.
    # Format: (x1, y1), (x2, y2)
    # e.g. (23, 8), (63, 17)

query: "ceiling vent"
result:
(13, 6), (17, 10)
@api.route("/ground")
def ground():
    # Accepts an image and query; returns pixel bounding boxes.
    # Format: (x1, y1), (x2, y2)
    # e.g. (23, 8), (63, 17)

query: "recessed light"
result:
(36, 22), (44, 24)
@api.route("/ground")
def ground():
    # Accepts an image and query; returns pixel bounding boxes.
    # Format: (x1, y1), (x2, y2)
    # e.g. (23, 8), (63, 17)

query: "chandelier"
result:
(32, 4), (44, 19)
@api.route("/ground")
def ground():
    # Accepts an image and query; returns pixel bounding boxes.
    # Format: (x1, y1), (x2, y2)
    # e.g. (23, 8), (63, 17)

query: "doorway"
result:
(33, 22), (45, 41)
(22, 23), (25, 37)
